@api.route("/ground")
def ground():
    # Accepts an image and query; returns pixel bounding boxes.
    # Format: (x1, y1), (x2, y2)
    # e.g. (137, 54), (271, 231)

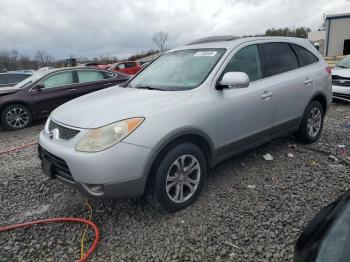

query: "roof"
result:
(326, 13), (350, 20)
(171, 36), (310, 51)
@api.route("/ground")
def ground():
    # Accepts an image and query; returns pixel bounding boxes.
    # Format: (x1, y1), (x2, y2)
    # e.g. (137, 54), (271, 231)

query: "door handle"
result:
(67, 88), (76, 92)
(261, 91), (273, 100)
(305, 79), (313, 85)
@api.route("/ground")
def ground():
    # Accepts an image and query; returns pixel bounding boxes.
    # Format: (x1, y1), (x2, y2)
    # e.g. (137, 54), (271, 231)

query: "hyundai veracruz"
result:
(38, 36), (332, 213)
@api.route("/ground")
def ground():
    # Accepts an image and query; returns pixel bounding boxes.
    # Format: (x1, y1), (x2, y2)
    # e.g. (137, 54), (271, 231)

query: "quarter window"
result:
(41, 71), (74, 89)
(262, 43), (299, 76)
(77, 70), (104, 83)
(291, 44), (318, 66)
(223, 44), (263, 81)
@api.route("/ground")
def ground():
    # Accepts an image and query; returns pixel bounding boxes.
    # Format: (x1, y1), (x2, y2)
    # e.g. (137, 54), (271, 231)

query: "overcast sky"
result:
(0, 0), (349, 59)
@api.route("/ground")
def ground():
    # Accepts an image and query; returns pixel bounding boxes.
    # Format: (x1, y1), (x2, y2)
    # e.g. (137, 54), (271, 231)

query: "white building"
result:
(325, 13), (350, 57)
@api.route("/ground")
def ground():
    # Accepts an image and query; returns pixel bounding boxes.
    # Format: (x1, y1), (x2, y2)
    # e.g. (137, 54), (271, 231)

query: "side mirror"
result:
(218, 72), (250, 89)
(34, 83), (45, 90)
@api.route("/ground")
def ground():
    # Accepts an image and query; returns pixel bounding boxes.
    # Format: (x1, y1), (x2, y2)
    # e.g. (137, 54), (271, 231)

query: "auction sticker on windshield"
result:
(194, 51), (217, 57)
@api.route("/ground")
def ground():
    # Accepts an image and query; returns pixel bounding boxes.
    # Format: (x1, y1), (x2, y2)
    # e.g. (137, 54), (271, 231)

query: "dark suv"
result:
(0, 68), (129, 130)
(0, 72), (32, 88)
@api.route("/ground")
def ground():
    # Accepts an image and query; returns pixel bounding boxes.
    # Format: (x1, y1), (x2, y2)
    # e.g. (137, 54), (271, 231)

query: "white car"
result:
(332, 55), (350, 100)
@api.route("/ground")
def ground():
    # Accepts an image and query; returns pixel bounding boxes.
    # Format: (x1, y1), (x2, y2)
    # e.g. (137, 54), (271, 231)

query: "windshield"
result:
(14, 71), (47, 88)
(335, 56), (350, 69)
(129, 49), (226, 91)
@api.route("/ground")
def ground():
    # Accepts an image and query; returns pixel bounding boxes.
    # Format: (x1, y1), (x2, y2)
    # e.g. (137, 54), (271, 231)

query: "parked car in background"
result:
(0, 72), (32, 88)
(38, 36), (331, 213)
(107, 61), (142, 75)
(295, 189), (350, 262)
(0, 68), (129, 130)
(332, 55), (350, 99)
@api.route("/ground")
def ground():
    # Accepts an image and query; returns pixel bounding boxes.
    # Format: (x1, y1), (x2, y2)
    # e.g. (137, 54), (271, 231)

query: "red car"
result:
(107, 61), (142, 75)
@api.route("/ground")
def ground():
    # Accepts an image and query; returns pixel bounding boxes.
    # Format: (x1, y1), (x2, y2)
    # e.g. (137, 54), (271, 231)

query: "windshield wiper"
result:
(135, 85), (165, 91)
(336, 65), (349, 69)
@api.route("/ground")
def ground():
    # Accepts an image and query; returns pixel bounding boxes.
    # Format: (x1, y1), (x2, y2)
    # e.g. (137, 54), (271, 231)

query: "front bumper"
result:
(332, 85), (350, 98)
(38, 130), (152, 199)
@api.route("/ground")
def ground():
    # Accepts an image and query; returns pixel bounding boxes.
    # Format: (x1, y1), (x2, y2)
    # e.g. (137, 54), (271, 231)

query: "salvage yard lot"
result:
(0, 103), (349, 261)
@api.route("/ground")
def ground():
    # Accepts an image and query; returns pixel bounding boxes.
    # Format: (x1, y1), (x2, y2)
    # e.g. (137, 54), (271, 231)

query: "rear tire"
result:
(295, 100), (324, 144)
(147, 142), (207, 213)
(1, 104), (32, 131)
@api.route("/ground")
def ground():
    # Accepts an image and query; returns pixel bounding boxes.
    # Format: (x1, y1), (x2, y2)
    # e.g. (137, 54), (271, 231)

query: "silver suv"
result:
(39, 36), (332, 212)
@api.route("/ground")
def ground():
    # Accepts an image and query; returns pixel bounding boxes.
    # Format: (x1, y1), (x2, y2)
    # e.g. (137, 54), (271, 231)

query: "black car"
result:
(0, 68), (129, 130)
(295, 189), (350, 262)
(0, 72), (32, 88)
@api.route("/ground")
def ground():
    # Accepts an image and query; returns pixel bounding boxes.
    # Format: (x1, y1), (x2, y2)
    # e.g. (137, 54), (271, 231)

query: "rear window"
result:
(291, 44), (319, 66)
(262, 42), (299, 76)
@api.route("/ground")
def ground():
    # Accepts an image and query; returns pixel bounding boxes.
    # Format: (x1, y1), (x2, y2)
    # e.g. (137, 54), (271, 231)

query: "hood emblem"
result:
(49, 129), (59, 140)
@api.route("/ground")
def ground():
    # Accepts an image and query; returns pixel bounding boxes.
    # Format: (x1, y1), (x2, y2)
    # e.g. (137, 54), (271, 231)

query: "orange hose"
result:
(0, 217), (100, 261)
(0, 141), (37, 156)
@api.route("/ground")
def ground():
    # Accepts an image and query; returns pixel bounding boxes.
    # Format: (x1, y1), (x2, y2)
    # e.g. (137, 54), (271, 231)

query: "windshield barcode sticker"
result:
(194, 51), (217, 57)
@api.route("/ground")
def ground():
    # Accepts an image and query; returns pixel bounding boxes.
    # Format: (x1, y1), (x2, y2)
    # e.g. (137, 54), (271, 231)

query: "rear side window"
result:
(77, 70), (104, 83)
(125, 62), (136, 68)
(223, 45), (263, 81)
(117, 63), (126, 69)
(291, 44), (319, 66)
(262, 43), (299, 76)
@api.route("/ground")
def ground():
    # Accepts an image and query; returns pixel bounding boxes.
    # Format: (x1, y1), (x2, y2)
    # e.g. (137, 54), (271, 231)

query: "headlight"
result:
(75, 117), (144, 152)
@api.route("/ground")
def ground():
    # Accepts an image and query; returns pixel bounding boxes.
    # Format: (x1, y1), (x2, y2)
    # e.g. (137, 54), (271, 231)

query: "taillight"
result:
(325, 66), (332, 74)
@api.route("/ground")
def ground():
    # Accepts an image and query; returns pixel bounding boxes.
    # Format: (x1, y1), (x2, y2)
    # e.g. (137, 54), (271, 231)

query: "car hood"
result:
(332, 67), (350, 78)
(0, 86), (21, 95)
(51, 86), (193, 129)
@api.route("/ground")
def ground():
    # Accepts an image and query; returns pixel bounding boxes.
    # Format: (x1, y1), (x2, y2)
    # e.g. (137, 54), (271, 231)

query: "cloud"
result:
(0, 0), (349, 59)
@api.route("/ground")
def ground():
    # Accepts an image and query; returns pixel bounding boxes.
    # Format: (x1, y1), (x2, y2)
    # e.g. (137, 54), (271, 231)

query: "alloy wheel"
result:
(166, 155), (201, 203)
(307, 107), (322, 137)
(5, 108), (29, 128)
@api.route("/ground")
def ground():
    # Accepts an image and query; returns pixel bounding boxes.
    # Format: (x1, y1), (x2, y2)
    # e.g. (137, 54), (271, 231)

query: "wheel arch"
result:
(142, 128), (215, 192)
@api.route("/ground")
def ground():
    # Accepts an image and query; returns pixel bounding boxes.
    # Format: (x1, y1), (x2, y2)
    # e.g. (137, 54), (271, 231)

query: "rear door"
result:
(31, 70), (77, 117)
(259, 42), (313, 133)
(73, 69), (117, 97)
(125, 62), (137, 75)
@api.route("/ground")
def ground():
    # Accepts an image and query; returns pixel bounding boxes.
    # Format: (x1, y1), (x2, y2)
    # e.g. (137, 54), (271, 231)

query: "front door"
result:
(31, 70), (77, 117)
(214, 44), (275, 158)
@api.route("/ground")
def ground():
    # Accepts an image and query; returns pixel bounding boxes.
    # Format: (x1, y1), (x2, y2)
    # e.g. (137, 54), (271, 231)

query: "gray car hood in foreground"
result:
(52, 86), (192, 129)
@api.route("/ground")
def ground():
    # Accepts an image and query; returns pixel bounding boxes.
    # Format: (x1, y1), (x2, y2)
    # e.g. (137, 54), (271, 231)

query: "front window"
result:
(335, 56), (350, 69)
(129, 49), (226, 91)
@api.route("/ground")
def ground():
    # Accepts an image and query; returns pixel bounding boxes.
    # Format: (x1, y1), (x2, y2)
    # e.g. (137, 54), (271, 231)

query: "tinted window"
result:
(223, 45), (262, 81)
(292, 44), (319, 66)
(262, 43), (299, 76)
(41, 71), (74, 89)
(7, 74), (30, 84)
(0, 74), (7, 85)
(77, 70), (104, 83)
(125, 62), (136, 68)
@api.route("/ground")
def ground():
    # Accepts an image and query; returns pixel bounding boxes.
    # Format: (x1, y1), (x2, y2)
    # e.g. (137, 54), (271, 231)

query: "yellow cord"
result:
(80, 198), (93, 259)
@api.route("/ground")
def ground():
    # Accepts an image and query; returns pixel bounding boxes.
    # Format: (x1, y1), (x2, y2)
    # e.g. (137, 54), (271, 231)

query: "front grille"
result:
(48, 120), (80, 140)
(39, 146), (74, 182)
(332, 75), (350, 87)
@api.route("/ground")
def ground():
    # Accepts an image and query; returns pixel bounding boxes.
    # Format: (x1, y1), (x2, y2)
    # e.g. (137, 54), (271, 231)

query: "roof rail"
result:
(186, 35), (239, 45)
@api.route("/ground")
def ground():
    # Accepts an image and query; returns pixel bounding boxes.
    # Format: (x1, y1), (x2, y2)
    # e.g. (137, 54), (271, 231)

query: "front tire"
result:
(147, 143), (207, 213)
(295, 100), (324, 144)
(1, 104), (32, 131)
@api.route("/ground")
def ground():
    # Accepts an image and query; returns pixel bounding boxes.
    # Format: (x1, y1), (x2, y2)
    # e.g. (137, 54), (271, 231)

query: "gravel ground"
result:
(0, 102), (349, 262)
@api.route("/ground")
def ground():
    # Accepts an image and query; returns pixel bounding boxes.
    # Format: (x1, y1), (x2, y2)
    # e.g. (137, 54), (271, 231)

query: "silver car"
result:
(39, 36), (332, 212)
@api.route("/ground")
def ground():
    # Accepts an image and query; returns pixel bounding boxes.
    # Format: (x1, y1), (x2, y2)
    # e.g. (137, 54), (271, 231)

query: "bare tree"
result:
(152, 31), (169, 51)
(34, 50), (55, 67)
